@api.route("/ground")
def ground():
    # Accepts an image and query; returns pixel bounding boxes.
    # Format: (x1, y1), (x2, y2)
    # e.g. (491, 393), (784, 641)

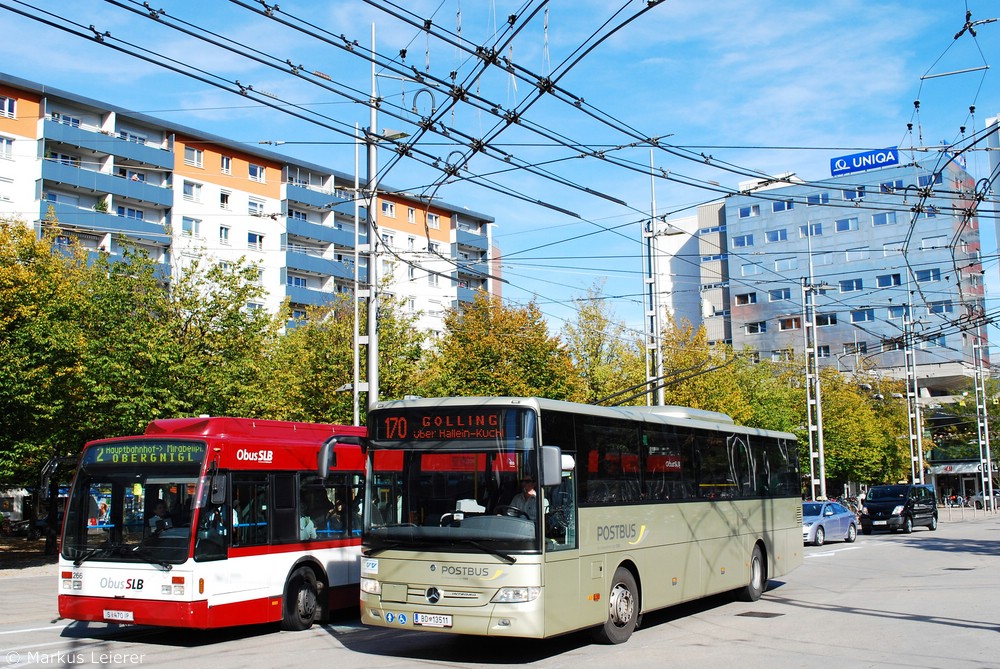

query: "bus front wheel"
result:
(737, 544), (766, 602)
(591, 567), (638, 644)
(281, 566), (319, 631)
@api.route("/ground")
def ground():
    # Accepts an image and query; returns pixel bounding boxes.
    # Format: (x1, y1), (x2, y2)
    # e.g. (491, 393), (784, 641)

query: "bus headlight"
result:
(360, 578), (382, 595)
(491, 587), (540, 603)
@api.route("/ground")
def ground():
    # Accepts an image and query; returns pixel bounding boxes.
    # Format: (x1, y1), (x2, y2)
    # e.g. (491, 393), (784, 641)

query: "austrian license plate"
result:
(413, 612), (452, 627)
(873, 520), (887, 526)
(103, 609), (134, 622)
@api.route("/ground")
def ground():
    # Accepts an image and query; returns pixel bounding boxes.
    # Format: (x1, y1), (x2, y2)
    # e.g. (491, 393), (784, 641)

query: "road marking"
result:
(805, 545), (864, 558)
(0, 626), (63, 636)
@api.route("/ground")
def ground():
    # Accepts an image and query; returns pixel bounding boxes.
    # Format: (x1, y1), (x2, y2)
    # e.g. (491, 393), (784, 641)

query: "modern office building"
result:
(0, 73), (496, 336)
(675, 155), (986, 396)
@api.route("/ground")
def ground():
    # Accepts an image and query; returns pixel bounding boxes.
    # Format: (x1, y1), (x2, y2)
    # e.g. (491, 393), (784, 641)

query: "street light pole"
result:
(366, 22), (380, 411)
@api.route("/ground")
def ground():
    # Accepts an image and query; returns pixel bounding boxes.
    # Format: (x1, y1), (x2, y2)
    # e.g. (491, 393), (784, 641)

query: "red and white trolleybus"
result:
(58, 416), (366, 630)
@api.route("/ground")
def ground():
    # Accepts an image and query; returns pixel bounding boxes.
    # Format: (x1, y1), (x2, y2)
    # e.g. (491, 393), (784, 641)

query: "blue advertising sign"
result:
(830, 147), (899, 176)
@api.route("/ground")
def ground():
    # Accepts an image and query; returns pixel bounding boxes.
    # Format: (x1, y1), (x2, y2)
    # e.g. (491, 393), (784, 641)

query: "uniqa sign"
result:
(830, 147), (899, 177)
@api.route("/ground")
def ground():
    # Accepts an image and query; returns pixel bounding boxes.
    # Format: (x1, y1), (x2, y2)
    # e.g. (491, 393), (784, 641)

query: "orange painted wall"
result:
(174, 135), (281, 199)
(0, 85), (42, 138)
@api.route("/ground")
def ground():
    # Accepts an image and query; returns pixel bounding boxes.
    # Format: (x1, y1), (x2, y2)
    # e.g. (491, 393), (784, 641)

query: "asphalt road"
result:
(1, 508), (998, 669)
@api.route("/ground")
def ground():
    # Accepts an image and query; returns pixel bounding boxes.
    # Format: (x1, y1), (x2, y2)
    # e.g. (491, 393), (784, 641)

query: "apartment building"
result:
(0, 73), (495, 334)
(680, 155), (985, 395)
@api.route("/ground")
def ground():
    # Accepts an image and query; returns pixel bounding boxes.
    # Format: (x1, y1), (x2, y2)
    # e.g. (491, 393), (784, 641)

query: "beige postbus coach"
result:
(360, 397), (802, 644)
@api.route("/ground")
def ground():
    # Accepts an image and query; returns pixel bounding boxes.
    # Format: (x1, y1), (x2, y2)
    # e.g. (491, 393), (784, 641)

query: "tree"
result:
(562, 283), (645, 405)
(417, 292), (582, 400)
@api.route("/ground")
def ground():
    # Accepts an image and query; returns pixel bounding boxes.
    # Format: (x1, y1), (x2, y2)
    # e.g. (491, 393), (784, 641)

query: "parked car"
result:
(860, 484), (938, 534)
(969, 490), (1000, 509)
(803, 501), (857, 546)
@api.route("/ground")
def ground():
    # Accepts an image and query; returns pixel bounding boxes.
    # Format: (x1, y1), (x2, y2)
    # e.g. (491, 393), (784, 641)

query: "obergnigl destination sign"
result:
(830, 147), (899, 177)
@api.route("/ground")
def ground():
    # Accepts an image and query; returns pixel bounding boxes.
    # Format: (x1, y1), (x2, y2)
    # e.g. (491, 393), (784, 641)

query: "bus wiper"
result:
(131, 545), (173, 570)
(73, 544), (118, 566)
(457, 539), (516, 565)
(362, 541), (401, 558)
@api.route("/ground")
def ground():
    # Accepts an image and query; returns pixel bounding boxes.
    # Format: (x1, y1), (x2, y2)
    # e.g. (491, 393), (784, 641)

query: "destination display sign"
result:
(830, 147), (899, 176)
(83, 440), (206, 466)
(374, 409), (511, 442)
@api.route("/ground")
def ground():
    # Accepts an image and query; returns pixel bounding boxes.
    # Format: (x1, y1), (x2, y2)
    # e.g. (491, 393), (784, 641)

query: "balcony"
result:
(456, 227), (489, 251)
(286, 284), (336, 307)
(285, 251), (352, 280)
(457, 286), (477, 303)
(42, 161), (173, 207)
(40, 201), (170, 245)
(44, 119), (172, 168)
(286, 217), (356, 247)
(456, 259), (490, 278)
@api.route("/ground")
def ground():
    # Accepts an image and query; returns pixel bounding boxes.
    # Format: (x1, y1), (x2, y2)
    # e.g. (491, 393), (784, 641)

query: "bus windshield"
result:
(366, 406), (544, 556)
(61, 440), (207, 567)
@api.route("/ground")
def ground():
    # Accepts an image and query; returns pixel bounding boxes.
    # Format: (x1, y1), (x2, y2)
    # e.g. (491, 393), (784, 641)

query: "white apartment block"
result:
(0, 73), (496, 333)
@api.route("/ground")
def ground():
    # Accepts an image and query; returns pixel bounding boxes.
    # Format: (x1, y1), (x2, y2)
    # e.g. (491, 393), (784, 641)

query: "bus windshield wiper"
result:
(131, 545), (173, 570)
(73, 544), (118, 566)
(456, 539), (516, 565)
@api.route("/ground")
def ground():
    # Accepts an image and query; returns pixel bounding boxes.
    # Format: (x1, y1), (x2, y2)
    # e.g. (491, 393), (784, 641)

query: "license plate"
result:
(103, 609), (134, 622)
(413, 612), (452, 627)
(873, 520), (887, 526)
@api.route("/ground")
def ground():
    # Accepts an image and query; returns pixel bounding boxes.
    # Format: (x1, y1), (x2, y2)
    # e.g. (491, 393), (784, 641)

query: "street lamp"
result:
(801, 277), (834, 500)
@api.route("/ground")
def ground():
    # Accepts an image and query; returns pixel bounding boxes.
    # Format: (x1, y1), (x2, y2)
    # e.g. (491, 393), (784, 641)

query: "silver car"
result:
(803, 501), (858, 546)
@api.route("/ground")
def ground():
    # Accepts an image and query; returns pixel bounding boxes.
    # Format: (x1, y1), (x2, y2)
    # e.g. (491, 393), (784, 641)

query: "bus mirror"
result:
(540, 445), (562, 488)
(317, 437), (338, 479)
(209, 474), (227, 506)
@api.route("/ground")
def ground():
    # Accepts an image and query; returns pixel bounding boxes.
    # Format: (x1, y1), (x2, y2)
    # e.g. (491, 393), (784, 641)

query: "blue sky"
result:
(2, 0), (999, 340)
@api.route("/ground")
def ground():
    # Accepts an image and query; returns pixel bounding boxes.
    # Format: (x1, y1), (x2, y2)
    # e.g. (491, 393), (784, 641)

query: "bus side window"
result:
(233, 477), (269, 547)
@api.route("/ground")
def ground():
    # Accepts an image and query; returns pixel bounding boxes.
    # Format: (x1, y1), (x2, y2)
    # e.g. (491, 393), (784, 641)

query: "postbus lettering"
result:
(597, 523), (638, 542)
(440, 565), (491, 578)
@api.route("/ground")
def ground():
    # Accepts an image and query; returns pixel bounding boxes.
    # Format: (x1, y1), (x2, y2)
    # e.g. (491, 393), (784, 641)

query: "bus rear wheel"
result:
(282, 566), (319, 631)
(591, 567), (638, 644)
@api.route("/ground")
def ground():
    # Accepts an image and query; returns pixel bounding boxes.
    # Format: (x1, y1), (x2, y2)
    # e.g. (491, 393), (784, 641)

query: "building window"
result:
(817, 345), (831, 358)
(291, 309), (307, 320)
(816, 313), (837, 327)
(427, 213), (441, 229)
(765, 228), (787, 243)
(408, 207), (415, 224)
(182, 217), (201, 237)
(745, 321), (767, 335)
(772, 200), (794, 213)
(249, 163), (265, 183)
(769, 288), (791, 302)
(844, 342), (868, 355)
(928, 300), (953, 315)
(184, 146), (204, 167)
(219, 226), (230, 245)
(835, 217), (859, 233)
(246, 302), (264, 311)
(0, 137), (13, 160)
(0, 97), (14, 118)
(182, 181), (201, 202)
(888, 306), (909, 320)
(52, 112), (81, 127)
(429, 242), (441, 254)
(116, 206), (144, 220)
(806, 192), (829, 206)
(915, 268), (941, 283)
(116, 167), (146, 182)
(918, 173), (943, 187)
(53, 153), (80, 167)
(732, 234), (753, 248)
(775, 257), (797, 272)
(221, 155), (232, 174)
(381, 232), (395, 247)
(248, 198), (265, 216)
(919, 335), (947, 349)
(851, 308), (875, 323)
(883, 241), (903, 256)
(779, 317), (801, 331)
(880, 179), (904, 193)
(735, 293), (757, 305)
(742, 263), (762, 277)
(845, 247), (870, 262)
(381, 201), (396, 218)
(248, 232), (264, 251)
(117, 130), (148, 145)
(287, 275), (308, 288)
(428, 272), (440, 287)
(840, 278), (863, 292)
(921, 235), (947, 250)
(842, 186), (865, 200)
(290, 209), (308, 221)
(812, 251), (835, 266)
(799, 223), (822, 237)
(877, 273), (901, 287)
(738, 204), (760, 218)
(872, 212), (897, 226)
(220, 190), (231, 209)
(771, 349), (793, 362)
